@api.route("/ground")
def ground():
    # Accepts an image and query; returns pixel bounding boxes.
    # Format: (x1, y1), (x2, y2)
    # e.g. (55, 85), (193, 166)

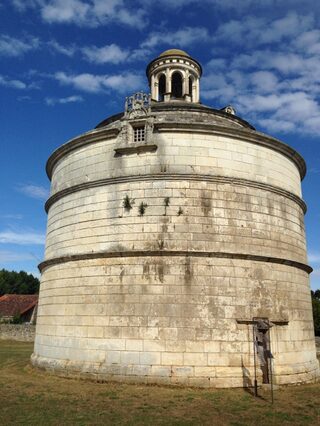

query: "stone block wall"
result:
(0, 324), (35, 342)
(33, 106), (319, 387)
(33, 256), (318, 387)
(44, 179), (307, 263)
(49, 132), (302, 197)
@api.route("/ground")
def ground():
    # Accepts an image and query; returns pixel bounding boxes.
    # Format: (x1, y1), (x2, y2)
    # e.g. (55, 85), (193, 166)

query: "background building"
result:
(0, 294), (38, 323)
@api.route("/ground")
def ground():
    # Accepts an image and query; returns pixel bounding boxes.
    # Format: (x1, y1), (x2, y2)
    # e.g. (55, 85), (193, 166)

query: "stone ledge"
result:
(114, 144), (158, 157)
(44, 173), (307, 213)
(154, 122), (306, 180)
(46, 127), (119, 179)
(45, 120), (306, 181)
(38, 250), (313, 274)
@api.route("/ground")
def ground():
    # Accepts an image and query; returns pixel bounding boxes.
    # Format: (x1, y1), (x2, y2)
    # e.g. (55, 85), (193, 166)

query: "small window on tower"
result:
(134, 126), (145, 143)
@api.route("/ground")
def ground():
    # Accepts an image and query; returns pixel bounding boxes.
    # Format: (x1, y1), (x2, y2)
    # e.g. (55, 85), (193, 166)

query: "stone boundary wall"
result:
(0, 324), (35, 342)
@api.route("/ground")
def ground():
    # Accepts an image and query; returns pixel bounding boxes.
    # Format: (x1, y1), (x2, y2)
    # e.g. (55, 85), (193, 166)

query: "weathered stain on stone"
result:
(200, 190), (212, 216)
(119, 267), (125, 284)
(157, 261), (165, 283)
(184, 256), (193, 286)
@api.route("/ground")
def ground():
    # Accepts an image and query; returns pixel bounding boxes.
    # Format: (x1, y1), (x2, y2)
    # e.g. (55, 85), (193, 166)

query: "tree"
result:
(311, 290), (320, 336)
(0, 269), (40, 296)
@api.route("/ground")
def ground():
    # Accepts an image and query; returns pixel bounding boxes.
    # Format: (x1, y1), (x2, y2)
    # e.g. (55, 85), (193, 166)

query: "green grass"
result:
(0, 340), (319, 425)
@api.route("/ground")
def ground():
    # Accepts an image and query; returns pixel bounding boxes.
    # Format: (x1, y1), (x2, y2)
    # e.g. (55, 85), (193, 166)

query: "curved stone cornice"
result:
(38, 250), (312, 274)
(46, 120), (306, 181)
(44, 173), (307, 214)
(95, 102), (254, 129)
(46, 127), (120, 179)
(153, 122), (306, 180)
(150, 102), (255, 130)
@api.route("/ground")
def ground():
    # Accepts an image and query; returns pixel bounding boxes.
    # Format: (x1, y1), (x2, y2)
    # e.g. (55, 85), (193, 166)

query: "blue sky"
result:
(0, 0), (319, 290)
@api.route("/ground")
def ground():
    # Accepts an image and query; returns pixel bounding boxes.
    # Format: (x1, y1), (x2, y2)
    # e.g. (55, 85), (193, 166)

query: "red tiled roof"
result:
(0, 294), (38, 317)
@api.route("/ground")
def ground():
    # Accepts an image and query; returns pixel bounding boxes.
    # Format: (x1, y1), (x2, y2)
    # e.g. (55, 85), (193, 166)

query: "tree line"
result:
(311, 290), (320, 336)
(0, 269), (40, 296)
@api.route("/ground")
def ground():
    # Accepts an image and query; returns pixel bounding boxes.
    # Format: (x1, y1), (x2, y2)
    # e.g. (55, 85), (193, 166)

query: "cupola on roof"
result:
(147, 48), (202, 104)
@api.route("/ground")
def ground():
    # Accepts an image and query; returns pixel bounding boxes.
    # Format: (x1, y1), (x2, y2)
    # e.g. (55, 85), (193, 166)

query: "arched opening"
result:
(171, 72), (183, 99)
(158, 74), (166, 101)
(189, 76), (193, 101)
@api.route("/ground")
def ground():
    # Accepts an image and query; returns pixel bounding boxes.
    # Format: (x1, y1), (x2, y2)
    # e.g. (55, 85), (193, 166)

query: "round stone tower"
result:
(32, 49), (319, 387)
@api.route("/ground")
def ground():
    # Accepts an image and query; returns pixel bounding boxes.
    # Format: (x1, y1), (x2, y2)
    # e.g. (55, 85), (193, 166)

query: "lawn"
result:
(0, 340), (319, 425)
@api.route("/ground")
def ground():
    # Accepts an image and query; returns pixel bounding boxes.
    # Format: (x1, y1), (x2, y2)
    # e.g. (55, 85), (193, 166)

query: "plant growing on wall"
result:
(138, 202), (148, 216)
(123, 195), (134, 212)
(163, 197), (170, 215)
(177, 207), (183, 216)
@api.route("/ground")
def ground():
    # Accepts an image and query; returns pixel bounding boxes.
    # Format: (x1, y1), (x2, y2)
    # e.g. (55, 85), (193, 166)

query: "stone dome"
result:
(159, 49), (190, 57)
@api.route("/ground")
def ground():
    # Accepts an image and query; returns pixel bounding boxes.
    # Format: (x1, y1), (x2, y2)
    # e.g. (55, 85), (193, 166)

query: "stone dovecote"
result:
(32, 49), (319, 388)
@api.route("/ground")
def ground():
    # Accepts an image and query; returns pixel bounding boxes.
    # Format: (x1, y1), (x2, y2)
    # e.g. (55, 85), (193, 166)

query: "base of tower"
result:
(31, 353), (319, 388)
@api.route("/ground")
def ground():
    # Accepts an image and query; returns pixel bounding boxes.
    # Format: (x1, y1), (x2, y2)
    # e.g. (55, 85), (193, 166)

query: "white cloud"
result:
(251, 71), (278, 93)
(202, 65), (320, 135)
(48, 40), (76, 56)
(45, 95), (84, 105)
(39, 0), (146, 28)
(0, 75), (27, 89)
(0, 214), (23, 220)
(251, 92), (320, 134)
(17, 184), (49, 200)
(54, 71), (143, 94)
(0, 250), (35, 262)
(309, 168), (320, 174)
(141, 27), (209, 49)
(17, 95), (32, 102)
(0, 231), (45, 245)
(239, 92), (312, 115)
(139, 0), (320, 11)
(308, 253), (320, 264)
(215, 12), (313, 47)
(257, 118), (296, 133)
(262, 13), (313, 44)
(201, 73), (237, 100)
(215, 17), (262, 45)
(82, 43), (129, 64)
(138, 0), (272, 8)
(295, 30), (320, 55)
(206, 58), (227, 70)
(11, 0), (39, 11)
(200, 11), (320, 137)
(267, 53), (308, 75)
(0, 34), (39, 57)
(313, 268), (320, 277)
(41, 0), (90, 23)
